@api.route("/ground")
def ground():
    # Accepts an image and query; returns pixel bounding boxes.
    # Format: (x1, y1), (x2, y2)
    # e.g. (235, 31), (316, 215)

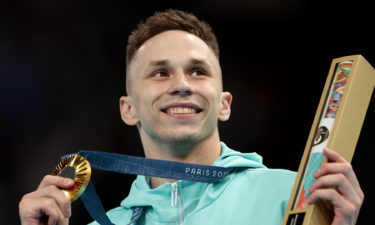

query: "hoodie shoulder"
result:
(230, 168), (296, 215)
(238, 166), (297, 191)
(241, 167), (297, 182)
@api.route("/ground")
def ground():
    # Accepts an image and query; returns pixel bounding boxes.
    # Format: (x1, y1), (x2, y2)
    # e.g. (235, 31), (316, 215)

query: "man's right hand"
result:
(19, 175), (74, 225)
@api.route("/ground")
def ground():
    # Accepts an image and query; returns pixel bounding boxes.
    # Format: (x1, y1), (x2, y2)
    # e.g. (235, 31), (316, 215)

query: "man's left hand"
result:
(306, 148), (364, 225)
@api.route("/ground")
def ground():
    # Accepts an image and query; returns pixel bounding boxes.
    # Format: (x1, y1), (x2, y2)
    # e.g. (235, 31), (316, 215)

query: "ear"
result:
(218, 92), (232, 122)
(120, 96), (140, 125)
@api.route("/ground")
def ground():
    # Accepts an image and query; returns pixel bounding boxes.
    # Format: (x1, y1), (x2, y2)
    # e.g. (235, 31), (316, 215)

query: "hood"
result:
(212, 142), (267, 169)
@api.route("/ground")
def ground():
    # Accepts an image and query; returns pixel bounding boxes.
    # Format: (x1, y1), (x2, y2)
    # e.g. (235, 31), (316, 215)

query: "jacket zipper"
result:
(171, 182), (184, 225)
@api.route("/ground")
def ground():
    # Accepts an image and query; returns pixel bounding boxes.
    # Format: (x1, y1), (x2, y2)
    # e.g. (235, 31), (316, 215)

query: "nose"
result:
(167, 71), (194, 97)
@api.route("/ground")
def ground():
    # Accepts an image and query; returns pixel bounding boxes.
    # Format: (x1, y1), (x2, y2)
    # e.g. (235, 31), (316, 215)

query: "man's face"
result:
(121, 30), (231, 153)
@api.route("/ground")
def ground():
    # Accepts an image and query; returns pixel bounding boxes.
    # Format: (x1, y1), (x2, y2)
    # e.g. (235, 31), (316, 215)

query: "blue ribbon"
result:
(62, 151), (234, 225)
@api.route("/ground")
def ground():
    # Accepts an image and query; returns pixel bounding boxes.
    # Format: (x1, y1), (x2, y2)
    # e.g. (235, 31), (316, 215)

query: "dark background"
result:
(1, 1), (374, 224)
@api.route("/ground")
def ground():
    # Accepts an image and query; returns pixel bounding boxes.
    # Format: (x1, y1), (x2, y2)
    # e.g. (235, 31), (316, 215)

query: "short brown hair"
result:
(125, 9), (219, 95)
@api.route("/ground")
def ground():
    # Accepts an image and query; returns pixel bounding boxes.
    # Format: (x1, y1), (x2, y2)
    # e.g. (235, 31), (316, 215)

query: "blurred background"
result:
(1, 0), (374, 224)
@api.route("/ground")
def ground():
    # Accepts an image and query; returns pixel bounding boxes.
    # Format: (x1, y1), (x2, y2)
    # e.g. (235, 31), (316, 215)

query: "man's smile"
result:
(166, 107), (198, 114)
(161, 102), (203, 115)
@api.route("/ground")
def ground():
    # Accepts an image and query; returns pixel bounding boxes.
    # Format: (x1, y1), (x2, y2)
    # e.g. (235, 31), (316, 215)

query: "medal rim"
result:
(52, 155), (91, 203)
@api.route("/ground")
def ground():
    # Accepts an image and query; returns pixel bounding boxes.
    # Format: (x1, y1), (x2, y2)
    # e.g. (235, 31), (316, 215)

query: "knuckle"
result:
(19, 199), (28, 211)
(359, 191), (364, 202)
(43, 175), (53, 182)
(61, 198), (71, 209)
(336, 174), (346, 183)
(41, 175), (56, 187)
(344, 204), (356, 215)
(313, 178), (321, 187)
(311, 188), (323, 197)
(45, 198), (57, 208)
(320, 164), (328, 173)
(47, 185), (59, 192)
(21, 192), (34, 201)
(343, 164), (353, 173)
(48, 186), (70, 205)
(49, 187), (70, 208)
(326, 188), (337, 196)
(19, 201), (32, 218)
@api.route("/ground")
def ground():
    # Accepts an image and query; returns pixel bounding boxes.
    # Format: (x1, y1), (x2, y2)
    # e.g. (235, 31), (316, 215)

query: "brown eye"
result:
(191, 70), (205, 76)
(154, 71), (168, 77)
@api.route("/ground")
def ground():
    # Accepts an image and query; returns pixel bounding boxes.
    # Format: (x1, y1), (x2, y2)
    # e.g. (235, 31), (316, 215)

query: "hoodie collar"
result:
(121, 142), (266, 221)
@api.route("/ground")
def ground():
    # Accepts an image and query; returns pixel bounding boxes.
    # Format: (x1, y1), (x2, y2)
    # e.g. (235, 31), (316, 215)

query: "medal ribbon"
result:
(62, 151), (234, 225)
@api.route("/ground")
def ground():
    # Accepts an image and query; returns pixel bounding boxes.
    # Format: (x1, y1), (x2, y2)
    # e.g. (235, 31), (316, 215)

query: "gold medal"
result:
(52, 155), (91, 202)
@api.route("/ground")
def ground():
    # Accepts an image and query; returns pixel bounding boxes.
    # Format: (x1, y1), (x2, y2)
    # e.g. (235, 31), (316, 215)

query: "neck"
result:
(140, 130), (222, 188)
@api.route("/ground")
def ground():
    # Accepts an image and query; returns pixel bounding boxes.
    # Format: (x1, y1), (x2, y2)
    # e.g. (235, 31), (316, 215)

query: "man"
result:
(19, 9), (363, 225)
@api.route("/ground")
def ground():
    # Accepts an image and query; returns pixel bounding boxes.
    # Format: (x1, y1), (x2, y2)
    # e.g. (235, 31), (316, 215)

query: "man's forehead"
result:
(127, 30), (222, 86)
(141, 30), (203, 50)
(133, 30), (218, 66)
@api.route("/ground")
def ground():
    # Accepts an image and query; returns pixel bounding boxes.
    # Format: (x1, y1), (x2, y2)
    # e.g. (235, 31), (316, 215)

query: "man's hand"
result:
(306, 148), (364, 225)
(19, 175), (74, 225)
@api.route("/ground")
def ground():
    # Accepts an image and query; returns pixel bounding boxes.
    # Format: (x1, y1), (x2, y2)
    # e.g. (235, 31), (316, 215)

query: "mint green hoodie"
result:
(89, 142), (296, 225)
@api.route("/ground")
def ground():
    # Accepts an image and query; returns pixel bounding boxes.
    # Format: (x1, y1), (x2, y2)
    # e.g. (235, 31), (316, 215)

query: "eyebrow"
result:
(148, 59), (170, 67)
(188, 57), (210, 66)
(147, 58), (209, 68)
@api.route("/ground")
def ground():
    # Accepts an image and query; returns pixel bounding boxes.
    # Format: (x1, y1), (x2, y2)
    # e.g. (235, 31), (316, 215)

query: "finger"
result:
(308, 174), (361, 206)
(306, 189), (357, 225)
(313, 162), (363, 201)
(307, 189), (340, 205)
(20, 197), (60, 225)
(33, 185), (72, 218)
(38, 175), (74, 190)
(46, 203), (60, 225)
(323, 148), (347, 163)
(49, 200), (67, 225)
(21, 191), (36, 201)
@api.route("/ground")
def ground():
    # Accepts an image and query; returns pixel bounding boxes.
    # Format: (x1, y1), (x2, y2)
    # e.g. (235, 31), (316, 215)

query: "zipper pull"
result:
(171, 182), (178, 207)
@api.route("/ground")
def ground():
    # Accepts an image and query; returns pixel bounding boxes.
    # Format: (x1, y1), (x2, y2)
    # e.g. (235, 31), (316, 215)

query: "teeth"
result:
(166, 107), (199, 114)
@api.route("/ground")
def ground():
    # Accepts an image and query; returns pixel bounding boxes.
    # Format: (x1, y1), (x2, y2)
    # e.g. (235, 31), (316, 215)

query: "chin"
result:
(165, 129), (201, 141)
(145, 124), (216, 157)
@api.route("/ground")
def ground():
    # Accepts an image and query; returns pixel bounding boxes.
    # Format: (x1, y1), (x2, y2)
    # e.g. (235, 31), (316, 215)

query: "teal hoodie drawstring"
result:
(171, 182), (178, 207)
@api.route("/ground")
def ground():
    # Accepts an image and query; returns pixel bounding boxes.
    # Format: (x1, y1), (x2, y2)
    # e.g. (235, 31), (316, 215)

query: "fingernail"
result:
(324, 148), (332, 153)
(64, 179), (73, 186)
(65, 208), (71, 217)
(313, 169), (320, 178)
(306, 197), (311, 204)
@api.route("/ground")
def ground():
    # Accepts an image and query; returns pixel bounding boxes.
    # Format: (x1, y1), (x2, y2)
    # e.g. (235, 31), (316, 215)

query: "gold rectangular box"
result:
(282, 55), (375, 225)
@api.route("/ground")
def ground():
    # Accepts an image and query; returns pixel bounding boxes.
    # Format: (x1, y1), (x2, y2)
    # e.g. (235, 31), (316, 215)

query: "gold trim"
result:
(52, 155), (91, 203)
